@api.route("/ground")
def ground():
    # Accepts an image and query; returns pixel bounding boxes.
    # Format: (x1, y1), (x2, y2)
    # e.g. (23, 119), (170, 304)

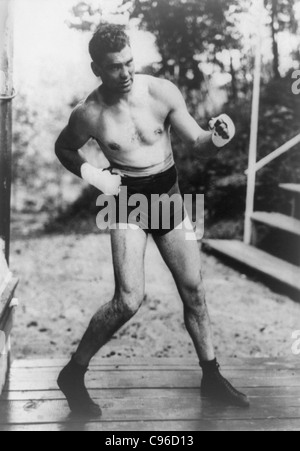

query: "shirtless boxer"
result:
(55, 23), (250, 417)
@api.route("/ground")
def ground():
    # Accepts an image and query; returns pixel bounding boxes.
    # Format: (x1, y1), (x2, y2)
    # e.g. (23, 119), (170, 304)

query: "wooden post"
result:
(0, 242), (18, 394)
(0, 2), (18, 394)
(0, 0), (14, 263)
(244, 0), (264, 245)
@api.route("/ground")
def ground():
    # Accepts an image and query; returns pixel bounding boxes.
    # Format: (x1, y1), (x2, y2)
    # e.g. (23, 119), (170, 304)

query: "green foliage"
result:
(67, 1), (102, 31)
(187, 73), (300, 229)
(264, 0), (299, 78)
(12, 93), (39, 187)
(264, 0), (298, 34)
(12, 89), (84, 215)
(126, 0), (244, 84)
(44, 186), (101, 234)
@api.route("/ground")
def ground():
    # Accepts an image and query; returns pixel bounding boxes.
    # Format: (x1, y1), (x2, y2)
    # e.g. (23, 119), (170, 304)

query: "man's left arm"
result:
(163, 81), (235, 157)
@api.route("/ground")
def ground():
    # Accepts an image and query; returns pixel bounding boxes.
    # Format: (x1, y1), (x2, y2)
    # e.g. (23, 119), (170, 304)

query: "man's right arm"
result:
(55, 104), (90, 178)
(55, 104), (122, 196)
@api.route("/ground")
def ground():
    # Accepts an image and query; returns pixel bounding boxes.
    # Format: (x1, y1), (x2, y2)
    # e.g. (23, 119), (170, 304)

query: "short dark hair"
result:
(89, 23), (131, 65)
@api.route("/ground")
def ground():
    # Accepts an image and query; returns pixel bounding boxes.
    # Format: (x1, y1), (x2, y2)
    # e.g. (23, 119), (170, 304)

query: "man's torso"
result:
(83, 75), (175, 176)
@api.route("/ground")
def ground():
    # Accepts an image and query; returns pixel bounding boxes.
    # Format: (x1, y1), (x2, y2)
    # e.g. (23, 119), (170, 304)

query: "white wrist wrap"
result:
(81, 163), (104, 186)
(81, 163), (121, 195)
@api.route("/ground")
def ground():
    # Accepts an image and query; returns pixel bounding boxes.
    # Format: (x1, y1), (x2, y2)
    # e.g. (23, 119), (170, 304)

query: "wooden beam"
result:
(0, 0), (14, 263)
(245, 134), (300, 175)
(0, 276), (18, 394)
(0, 276), (18, 320)
(251, 211), (300, 236)
(204, 239), (300, 291)
(279, 184), (300, 195)
(0, 240), (9, 291)
(1, 419), (300, 432)
(244, 0), (264, 245)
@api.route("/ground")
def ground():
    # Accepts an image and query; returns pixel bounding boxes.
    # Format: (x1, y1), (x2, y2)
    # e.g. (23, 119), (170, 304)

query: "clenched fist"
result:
(209, 114), (236, 148)
(81, 163), (122, 196)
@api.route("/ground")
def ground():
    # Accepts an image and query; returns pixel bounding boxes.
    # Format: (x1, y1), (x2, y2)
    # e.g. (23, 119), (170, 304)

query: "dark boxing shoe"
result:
(201, 361), (250, 409)
(57, 357), (102, 418)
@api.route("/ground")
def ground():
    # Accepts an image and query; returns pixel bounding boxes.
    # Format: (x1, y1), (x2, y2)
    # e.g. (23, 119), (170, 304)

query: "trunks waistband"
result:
(121, 164), (177, 187)
(110, 154), (175, 178)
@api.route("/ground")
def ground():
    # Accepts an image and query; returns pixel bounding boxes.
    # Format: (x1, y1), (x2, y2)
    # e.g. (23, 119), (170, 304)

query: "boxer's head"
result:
(89, 23), (135, 94)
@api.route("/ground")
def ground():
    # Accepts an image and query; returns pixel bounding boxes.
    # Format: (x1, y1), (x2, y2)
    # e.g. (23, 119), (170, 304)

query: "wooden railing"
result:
(0, 1), (18, 395)
(0, 0), (14, 262)
(244, 134), (300, 245)
(0, 241), (18, 394)
(245, 134), (300, 175)
(243, 0), (264, 245)
(242, 0), (300, 244)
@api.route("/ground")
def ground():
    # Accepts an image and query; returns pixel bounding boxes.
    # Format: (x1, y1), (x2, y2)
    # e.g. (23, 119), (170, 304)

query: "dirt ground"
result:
(9, 232), (300, 361)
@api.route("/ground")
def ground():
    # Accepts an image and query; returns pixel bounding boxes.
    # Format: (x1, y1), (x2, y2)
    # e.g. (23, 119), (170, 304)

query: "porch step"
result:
(204, 240), (300, 291)
(279, 184), (300, 195)
(251, 212), (300, 236)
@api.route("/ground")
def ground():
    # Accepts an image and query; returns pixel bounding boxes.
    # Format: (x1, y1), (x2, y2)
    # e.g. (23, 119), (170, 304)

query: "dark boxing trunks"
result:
(112, 165), (186, 236)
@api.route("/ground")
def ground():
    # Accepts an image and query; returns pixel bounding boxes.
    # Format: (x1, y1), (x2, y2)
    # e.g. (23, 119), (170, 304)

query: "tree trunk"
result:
(230, 54), (238, 102)
(271, 0), (280, 79)
(0, 0), (13, 263)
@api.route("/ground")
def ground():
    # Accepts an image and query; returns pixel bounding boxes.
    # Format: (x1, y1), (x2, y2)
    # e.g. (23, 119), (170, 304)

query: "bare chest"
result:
(92, 101), (169, 152)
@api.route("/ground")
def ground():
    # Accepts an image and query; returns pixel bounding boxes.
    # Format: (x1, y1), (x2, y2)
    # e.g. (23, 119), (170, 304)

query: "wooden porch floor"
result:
(0, 358), (299, 431)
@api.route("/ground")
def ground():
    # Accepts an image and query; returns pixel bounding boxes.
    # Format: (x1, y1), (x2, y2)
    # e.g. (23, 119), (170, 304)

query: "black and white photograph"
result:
(0, 0), (299, 433)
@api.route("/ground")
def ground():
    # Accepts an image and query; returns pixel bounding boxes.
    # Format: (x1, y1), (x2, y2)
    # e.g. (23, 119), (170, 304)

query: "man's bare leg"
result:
(58, 227), (148, 416)
(153, 224), (215, 363)
(153, 220), (250, 408)
(74, 227), (148, 366)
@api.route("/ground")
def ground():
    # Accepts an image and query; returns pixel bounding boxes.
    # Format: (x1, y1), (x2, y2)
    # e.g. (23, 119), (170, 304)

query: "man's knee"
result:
(114, 287), (145, 318)
(180, 276), (206, 309)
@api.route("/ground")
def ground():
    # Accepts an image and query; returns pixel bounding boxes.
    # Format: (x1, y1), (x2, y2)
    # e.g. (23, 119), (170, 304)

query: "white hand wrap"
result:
(81, 163), (122, 196)
(210, 114), (236, 148)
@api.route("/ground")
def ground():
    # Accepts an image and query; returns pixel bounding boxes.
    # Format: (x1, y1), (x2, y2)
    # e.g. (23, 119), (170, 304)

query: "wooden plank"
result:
(7, 366), (298, 378)
(243, 0), (264, 245)
(0, 419), (299, 432)
(12, 363), (201, 372)
(12, 357), (300, 370)
(1, 388), (198, 401)
(0, 343), (9, 395)
(8, 364), (300, 375)
(8, 365), (297, 373)
(8, 365), (299, 376)
(0, 0), (14, 263)
(0, 318), (12, 393)
(4, 369), (300, 391)
(204, 240), (300, 291)
(0, 287), (16, 394)
(0, 396), (300, 425)
(3, 386), (300, 402)
(251, 212), (300, 236)
(0, 276), (18, 395)
(0, 277), (18, 320)
(0, 241), (9, 294)
(11, 359), (199, 369)
(245, 134), (300, 176)
(280, 184), (300, 195)
(11, 365), (299, 378)
(0, 300), (13, 335)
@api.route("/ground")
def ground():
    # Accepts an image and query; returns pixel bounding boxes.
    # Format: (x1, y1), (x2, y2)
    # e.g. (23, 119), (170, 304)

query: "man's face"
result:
(95, 46), (135, 94)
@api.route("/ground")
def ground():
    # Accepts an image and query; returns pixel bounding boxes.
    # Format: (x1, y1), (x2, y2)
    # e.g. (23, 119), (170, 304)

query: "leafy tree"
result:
(123, 0), (245, 89)
(68, 0), (246, 97)
(67, 1), (103, 31)
(264, 0), (298, 78)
